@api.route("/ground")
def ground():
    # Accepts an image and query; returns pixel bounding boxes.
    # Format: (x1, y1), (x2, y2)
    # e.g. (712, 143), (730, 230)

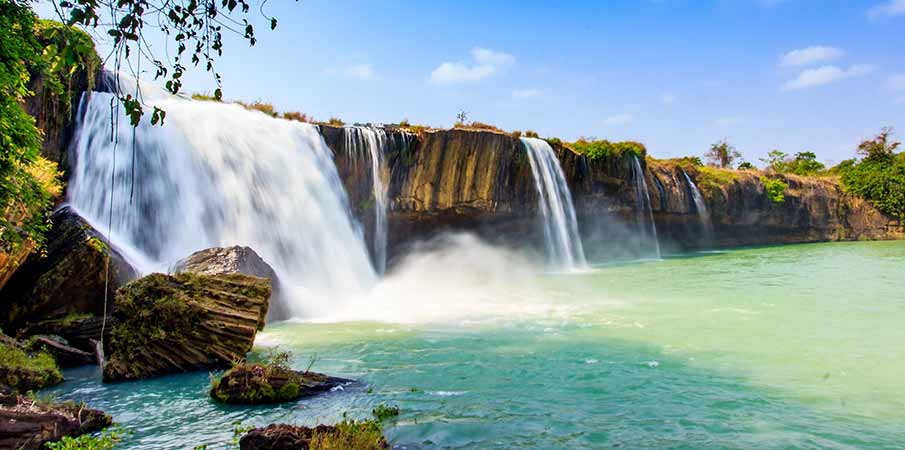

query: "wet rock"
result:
(172, 246), (283, 323)
(0, 391), (111, 450)
(102, 272), (270, 382)
(210, 363), (349, 405)
(0, 207), (138, 334)
(239, 423), (388, 450)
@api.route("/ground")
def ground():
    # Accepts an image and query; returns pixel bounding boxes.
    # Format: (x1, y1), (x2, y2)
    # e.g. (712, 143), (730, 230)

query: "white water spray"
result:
(631, 156), (660, 258)
(67, 89), (377, 318)
(521, 138), (586, 269)
(343, 126), (389, 274)
(681, 169), (712, 237)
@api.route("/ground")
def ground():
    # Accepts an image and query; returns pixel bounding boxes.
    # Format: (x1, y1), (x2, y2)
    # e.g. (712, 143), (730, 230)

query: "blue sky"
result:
(39, 0), (905, 165)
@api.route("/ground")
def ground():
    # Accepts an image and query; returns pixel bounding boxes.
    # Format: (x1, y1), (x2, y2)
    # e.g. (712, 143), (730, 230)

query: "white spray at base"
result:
(67, 89), (377, 318)
(343, 126), (389, 274)
(521, 137), (587, 270)
(630, 155), (661, 258)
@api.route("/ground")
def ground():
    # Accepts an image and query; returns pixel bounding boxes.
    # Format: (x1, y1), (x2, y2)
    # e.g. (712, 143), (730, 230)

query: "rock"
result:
(21, 314), (111, 356)
(0, 335), (63, 393)
(102, 272), (270, 382)
(239, 423), (388, 450)
(0, 391), (111, 450)
(0, 207), (138, 334)
(26, 336), (94, 368)
(172, 246), (283, 323)
(210, 363), (349, 405)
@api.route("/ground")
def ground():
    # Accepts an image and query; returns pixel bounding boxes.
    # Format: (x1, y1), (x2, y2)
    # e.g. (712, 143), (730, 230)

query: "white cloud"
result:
(888, 73), (905, 91)
(780, 46), (845, 67)
(781, 64), (876, 91)
(661, 93), (676, 105)
(603, 114), (634, 126)
(713, 116), (743, 127)
(429, 47), (514, 86)
(867, 0), (905, 20)
(512, 88), (542, 99)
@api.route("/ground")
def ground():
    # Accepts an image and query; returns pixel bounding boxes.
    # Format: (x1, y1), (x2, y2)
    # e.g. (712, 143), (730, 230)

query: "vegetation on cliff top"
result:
(837, 128), (905, 220)
(568, 138), (647, 160)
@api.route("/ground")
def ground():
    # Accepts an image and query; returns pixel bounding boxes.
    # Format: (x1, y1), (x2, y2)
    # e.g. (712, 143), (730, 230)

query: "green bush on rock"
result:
(838, 128), (905, 221)
(568, 138), (646, 161)
(761, 177), (789, 204)
(0, 336), (62, 392)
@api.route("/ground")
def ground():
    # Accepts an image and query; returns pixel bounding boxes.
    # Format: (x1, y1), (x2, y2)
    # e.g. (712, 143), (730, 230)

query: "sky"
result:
(36, 0), (905, 165)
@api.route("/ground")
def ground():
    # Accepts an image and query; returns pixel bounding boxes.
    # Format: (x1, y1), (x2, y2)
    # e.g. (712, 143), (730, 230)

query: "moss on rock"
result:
(210, 363), (348, 405)
(0, 336), (62, 392)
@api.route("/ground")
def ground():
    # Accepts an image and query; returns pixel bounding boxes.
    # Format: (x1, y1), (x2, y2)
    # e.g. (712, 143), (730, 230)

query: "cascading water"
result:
(67, 87), (377, 318)
(630, 155), (661, 258)
(681, 169), (713, 242)
(343, 126), (389, 274)
(521, 137), (587, 269)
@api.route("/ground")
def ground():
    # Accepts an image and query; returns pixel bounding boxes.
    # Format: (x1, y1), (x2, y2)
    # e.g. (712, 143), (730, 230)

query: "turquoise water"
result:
(49, 241), (905, 449)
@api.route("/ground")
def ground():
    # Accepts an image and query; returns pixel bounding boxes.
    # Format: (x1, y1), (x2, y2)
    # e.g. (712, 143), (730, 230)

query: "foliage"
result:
(524, 130), (539, 138)
(705, 139), (742, 169)
(190, 92), (221, 102)
(0, 2), (69, 252)
(510, 130), (521, 138)
(45, 427), (122, 450)
(760, 149), (788, 172)
(697, 166), (740, 193)
(371, 404), (400, 421)
(857, 126), (900, 161)
(784, 151), (825, 176)
(761, 176), (788, 204)
(840, 157), (905, 220)
(737, 161), (756, 171)
(0, 337), (63, 390)
(34, 19), (101, 125)
(310, 419), (387, 450)
(398, 118), (410, 127)
(54, 0), (292, 126)
(236, 100), (277, 117)
(327, 117), (345, 127)
(456, 110), (468, 124)
(568, 138), (646, 161)
(453, 120), (502, 132)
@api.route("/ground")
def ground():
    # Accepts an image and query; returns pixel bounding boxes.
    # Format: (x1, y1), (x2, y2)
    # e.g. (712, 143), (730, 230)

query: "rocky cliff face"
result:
(320, 126), (903, 258)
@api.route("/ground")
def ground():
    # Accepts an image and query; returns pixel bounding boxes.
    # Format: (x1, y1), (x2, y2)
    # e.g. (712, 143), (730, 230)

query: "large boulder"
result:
(0, 390), (111, 450)
(172, 246), (286, 322)
(0, 207), (138, 334)
(102, 272), (270, 382)
(210, 363), (349, 405)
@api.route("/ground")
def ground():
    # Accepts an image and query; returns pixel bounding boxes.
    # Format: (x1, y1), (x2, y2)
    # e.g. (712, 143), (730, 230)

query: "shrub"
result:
(698, 166), (739, 193)
(282, 111), (311, 123)
(524, 130), (540, 138)
(45, 427), (121, 450)
(398, 119), (410, 127)
(0, 338), (63, 390)
(236, 100), (278, 117)
(310, 419), (387, 450)
(568, 138), (646, 160)
(737, 161), (756, 171)
(761, 177), (788, 204)
(191, 92), (221, 102)
(372, 404), (400, 421)
(705, 139), (742, 169)
(510, 130), (522, 138)
(453, 121), (503, 132)
(327, 117), (345, 127)
(837, 129), (905, 220)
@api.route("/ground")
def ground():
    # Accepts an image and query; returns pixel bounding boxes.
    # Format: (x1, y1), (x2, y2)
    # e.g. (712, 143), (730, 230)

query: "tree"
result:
(50, 0), (294, 125)
(760, 150), (788, 173)
(786, 151), (825, 176)
(737, 161), (756, 171)
(705, 139), (742, 169)
(456, 110), (469, 125)
(857, 126), (901, 162)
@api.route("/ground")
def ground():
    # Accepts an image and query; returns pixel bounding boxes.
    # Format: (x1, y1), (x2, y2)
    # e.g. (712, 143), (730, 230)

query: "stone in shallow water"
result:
(172, 245), (287, 322)
(0, 389), (110, 450)
(210, 363), (350, 405)
(102, 272), (270, 382)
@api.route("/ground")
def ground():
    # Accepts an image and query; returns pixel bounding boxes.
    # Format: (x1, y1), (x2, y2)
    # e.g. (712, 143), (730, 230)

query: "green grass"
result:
(697, 166), (740, 193)
(568, 138), (646, 161)
(310, 419), (387, 450)
(0, 338), (62, 390)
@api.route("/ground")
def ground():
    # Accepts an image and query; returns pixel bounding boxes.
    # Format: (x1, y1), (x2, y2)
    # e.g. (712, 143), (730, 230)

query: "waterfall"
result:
(67, 88), (377, 318)
(520, 137), (587, 269)
(630, 156), (661, 259)
(343, 126), (389, 274)
(681, 169), (712, 240)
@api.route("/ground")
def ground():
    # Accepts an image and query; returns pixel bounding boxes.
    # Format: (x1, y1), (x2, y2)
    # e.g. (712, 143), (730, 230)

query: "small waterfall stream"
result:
(630, 156), (661, 258)
(521, 137), (587, 269)
(67, 88), (377, 318)
(343, 126), (389, 274)
(681, 169), (713, 241)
